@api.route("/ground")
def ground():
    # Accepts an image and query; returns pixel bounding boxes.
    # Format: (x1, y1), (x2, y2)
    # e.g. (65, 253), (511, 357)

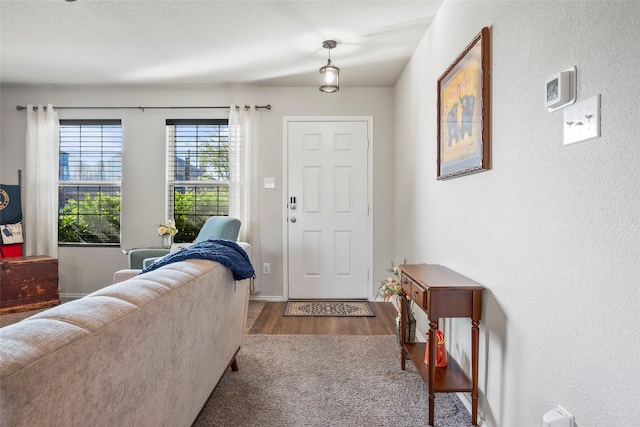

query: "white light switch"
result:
(263, 177), (276, 189)
(563, 95), (600, 145)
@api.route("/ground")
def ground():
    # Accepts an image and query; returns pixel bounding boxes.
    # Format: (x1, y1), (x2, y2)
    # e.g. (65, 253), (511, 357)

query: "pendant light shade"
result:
(319, 40), (339, 93)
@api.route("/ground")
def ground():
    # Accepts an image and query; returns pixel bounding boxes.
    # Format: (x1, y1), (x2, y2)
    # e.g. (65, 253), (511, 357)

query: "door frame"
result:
(282, 116), (374, 301)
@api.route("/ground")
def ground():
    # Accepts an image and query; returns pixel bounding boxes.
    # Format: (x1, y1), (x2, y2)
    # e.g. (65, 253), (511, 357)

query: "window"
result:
(166, 119), (229, 243)
(58, 120), (122, 245)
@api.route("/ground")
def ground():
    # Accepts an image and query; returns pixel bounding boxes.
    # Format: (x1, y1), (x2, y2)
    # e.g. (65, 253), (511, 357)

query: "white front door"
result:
(285, 118), (371, 299)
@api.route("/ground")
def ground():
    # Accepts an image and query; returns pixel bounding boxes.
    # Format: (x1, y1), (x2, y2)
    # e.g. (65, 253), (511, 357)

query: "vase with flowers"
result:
(377, 259), (415, 345)
(158, 219), (178, 248)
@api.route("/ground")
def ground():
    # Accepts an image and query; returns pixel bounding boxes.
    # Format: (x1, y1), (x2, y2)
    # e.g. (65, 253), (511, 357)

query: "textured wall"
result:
(394, 1), (640, 426)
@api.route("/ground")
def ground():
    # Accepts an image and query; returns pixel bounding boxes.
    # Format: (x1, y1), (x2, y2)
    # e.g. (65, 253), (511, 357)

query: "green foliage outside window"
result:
(58, 191), (121, 244)
(58, 187), (229, 244)
(173, 187), (229, 243)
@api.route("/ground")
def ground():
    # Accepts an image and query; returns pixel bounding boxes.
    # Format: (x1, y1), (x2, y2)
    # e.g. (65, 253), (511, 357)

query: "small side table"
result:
(398, 264), (484, 426)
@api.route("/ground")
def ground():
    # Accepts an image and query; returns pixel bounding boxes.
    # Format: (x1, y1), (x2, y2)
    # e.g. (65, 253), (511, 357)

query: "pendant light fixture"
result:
(319, 40), (339, 93)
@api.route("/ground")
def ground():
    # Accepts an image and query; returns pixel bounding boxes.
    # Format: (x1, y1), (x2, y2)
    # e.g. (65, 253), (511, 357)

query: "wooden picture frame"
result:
(437, 27), (491, 180)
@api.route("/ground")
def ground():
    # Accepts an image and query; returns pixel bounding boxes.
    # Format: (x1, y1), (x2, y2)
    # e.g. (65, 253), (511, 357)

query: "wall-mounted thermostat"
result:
(546, 66), (576, 112)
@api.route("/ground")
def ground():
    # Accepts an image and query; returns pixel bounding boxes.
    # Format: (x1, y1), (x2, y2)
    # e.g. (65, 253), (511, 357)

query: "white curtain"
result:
(25, 104), (60, 257)
(229, 105), (261, 292)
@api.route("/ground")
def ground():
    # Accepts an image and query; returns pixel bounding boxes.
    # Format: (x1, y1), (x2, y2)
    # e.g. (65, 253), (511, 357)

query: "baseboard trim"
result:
(249, 295), (285, 302)
(59, 292), (87, 301)
(456, 392), (490, 427)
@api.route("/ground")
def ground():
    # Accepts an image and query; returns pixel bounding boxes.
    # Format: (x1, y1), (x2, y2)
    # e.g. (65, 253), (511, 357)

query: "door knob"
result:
(290, 217), (297, 223)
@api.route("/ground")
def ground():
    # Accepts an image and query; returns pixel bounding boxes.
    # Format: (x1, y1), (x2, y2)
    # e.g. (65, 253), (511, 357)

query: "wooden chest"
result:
(0, 256), (59, 315)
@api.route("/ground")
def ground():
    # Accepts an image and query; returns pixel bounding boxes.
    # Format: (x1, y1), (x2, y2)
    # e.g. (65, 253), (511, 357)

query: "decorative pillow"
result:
(1, 222), (23, 244)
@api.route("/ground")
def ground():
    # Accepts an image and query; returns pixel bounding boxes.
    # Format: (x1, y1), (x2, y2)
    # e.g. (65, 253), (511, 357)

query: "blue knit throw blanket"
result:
(139, 239), (254, 280)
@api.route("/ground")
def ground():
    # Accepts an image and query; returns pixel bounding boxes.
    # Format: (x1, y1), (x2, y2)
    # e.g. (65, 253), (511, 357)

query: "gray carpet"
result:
(2, 301), (473, 426)
(195, 334), (473, 427)
(0, 308), (47, 327)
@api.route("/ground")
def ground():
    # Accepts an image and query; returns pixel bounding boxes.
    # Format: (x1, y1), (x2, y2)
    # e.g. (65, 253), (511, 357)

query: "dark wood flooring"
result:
(249, 302), (397, 335)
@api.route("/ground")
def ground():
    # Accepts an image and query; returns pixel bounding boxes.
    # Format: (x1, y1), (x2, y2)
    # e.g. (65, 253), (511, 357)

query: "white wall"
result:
(0, 86), (396, 299)
(394, 1), (640, 426)
(4, 1), (639, 424)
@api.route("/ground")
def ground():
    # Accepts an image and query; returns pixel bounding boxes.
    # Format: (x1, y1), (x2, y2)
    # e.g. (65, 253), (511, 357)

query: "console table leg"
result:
(400, 296), (407, 370)
(428, 319), (438, 426)
(471, 319), (480, 425)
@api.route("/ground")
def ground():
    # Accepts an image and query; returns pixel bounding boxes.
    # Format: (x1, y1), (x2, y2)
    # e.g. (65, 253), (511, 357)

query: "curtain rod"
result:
(16, 104), (271, 112)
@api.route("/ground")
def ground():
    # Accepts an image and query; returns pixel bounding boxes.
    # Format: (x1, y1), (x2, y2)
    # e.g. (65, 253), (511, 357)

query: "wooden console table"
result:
(398, 264), (484, 426)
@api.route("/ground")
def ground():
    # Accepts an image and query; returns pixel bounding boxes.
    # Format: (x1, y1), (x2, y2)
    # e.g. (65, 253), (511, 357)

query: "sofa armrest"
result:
(236, 242), (251, 258)
(142, 243), (251, 269)
(128, 248), (169, 269)
(143, 257), (163, 268)
(113, 269), (142, 283)
(117, 243), (252, 285)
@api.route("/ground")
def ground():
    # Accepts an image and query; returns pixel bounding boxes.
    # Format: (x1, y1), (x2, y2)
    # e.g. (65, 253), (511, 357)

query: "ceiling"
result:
(0, 0), (442, 88)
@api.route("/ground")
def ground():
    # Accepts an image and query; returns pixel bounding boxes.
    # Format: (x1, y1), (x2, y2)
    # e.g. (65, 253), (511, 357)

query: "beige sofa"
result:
(0, 248), (252, 427)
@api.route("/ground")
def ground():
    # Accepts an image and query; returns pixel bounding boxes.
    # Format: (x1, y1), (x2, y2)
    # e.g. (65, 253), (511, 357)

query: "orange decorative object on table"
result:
(424, 329), (448, 367)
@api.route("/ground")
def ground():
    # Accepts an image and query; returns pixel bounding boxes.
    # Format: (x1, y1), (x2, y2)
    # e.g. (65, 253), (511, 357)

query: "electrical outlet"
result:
(543, 405), (574, 427)
(262, 263), (271, 275)
(563, 94), (600, 145)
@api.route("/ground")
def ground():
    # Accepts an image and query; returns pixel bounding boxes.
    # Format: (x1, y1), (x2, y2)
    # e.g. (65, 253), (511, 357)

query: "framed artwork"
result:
(437, 27), (491, 180)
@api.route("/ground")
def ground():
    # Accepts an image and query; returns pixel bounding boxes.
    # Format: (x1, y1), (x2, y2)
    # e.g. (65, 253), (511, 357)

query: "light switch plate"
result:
(563, 95), (600, 145)
(263, 177), (276, 189)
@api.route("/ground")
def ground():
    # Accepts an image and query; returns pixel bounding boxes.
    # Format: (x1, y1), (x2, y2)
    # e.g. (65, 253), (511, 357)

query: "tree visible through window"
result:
(166, 119), (229, 242)
(58, 120), (122, 244)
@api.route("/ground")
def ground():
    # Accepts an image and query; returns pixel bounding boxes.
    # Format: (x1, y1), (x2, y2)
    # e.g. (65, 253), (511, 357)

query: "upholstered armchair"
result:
(127, 216), (241, 269)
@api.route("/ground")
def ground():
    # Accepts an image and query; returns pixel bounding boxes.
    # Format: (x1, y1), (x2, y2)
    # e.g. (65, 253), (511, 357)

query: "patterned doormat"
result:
(283, 300), (375, 317)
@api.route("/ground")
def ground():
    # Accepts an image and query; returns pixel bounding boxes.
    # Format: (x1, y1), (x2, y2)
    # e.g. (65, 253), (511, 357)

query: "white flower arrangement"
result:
(377, 259), (407, 304)
(157, 219), (178, 236)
